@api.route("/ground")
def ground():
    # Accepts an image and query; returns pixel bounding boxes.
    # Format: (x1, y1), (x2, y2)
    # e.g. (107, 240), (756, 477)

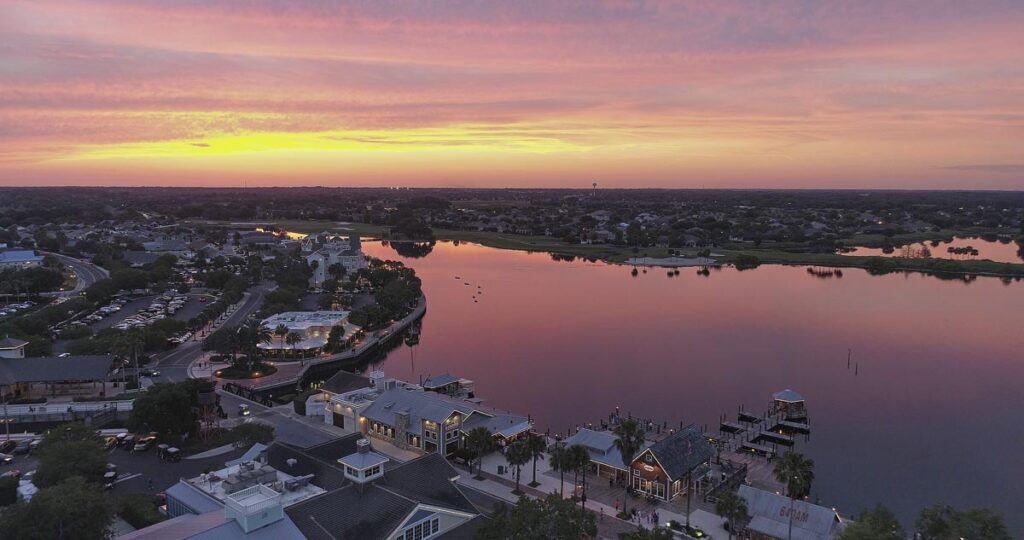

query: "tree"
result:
(613, 419), (645, 516)
(714, 489), (749, 540)
(839, 505), (904, 540)
(567, 444), (591, 514)
(273, 323), (289, 360)
(465, 426), (495, 479)
(773, 451), (815, 540)
(549, 445), (570, 496)
(505, 441), (532, 495)
(127, 382), (195, 440)
(619, 527), (675, 540)
(476, 494), (597, 540)
(0, 477), (113, 540)
(916, 504), (1011, 540)
(238, 318), (272, 371)
(230, 421), (275, 446)
(33, 423), (107, 489)
(327, 262), (345, 280)
(286, 331), (302, 359)
(526, 433), (547, 488)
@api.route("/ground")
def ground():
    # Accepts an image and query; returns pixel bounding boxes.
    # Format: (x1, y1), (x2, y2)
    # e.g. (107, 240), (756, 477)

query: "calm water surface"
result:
(841, 236), (1024, 263)
(361, 240), (1024, 531)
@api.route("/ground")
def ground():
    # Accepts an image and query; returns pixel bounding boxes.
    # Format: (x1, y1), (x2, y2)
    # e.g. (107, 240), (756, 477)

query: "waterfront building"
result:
(320, 370), (531, 456)
(628, 424), (713, 502)
(561, 427), (651, 483)
(738, 484), (846, 540)
(258, 311), (360, 355)
(303, 232), (366, 286)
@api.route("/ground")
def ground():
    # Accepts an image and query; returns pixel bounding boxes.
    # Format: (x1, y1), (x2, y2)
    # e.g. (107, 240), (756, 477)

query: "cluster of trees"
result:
(67, 318), (187, 356)
(0, 296), (93, 356)
(347, 259), (422, 329)
(387, 208), (435, 240)
(838, 504), (1011, 540)
(128, 379), (215, 440)
(0, 262), (65, 296)
(0, 423), (113, 539)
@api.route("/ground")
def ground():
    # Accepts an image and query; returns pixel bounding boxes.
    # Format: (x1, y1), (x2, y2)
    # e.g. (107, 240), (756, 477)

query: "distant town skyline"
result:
(1, 1), (1023, 189)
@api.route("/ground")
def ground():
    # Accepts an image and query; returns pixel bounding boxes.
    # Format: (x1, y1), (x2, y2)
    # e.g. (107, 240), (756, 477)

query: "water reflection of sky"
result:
(841, 236), (1024, 264)
(361, 240), (1024, 533)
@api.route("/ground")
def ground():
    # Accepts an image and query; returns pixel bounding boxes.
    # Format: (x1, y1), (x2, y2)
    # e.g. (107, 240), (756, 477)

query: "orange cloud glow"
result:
(1, 1), (1022, 188)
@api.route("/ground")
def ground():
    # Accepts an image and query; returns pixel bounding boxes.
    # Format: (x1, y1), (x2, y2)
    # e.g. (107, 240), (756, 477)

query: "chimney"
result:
(357, 438), (370, 454)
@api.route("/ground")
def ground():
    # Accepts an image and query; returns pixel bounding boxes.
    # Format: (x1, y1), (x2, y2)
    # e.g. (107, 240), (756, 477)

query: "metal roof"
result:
(773, 389), (805, 402)
(739, 485), (842, 540)
(0, 355), (112, 385)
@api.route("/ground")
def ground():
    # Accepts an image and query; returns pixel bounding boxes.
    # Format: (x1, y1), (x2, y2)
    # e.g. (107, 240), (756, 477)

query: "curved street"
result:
(43, 252), (110, 298)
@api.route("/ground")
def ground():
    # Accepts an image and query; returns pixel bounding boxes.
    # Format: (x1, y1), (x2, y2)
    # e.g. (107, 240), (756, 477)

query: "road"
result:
(217, 391), (336, 447)
(153, 283), (270, 382)
(44, 252), (110, 298)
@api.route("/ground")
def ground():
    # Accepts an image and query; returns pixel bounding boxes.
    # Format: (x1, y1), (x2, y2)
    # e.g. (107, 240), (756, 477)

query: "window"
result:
(398, 516), (440, 540)
(368, 465), (382, 476)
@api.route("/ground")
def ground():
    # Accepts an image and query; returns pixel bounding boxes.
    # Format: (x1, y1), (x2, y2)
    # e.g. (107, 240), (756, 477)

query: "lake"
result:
(359, 240), (1024, 531)
(840, 235), (1024, 264)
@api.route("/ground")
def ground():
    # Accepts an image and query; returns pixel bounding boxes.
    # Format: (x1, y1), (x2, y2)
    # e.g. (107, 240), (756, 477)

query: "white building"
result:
(303, 232), (366, 286)
(258, 311), (360, 354)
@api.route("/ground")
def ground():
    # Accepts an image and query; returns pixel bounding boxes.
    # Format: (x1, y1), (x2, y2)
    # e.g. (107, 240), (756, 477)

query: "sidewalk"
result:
(456, 461), (639, 540)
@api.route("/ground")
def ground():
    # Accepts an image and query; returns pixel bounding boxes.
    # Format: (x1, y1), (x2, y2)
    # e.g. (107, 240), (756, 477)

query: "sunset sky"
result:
(1, 1), (1022, 189)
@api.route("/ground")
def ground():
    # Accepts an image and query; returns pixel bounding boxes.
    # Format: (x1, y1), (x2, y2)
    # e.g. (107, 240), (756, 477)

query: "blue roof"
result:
(0, 250), (43, 264)
(165, 481), (223, 514)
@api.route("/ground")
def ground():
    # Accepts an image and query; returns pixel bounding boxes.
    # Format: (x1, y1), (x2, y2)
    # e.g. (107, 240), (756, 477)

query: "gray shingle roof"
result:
(286, 484), (417, 540)
(641, 425), (713, 481)
(320, 370), (371, 395)
(0, 355), (112, 385)
(0, 336), (29, 349)
(279, 441), (482, 540)
(377, 453), (476, 514)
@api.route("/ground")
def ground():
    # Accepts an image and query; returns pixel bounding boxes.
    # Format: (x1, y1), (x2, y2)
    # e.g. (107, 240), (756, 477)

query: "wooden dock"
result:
(741, 441), (775, 457)
(738, 411), (762, 424)
(720, 421), (747, 434)
(753, 430), (795, 446)
(770, 419), (811, 434)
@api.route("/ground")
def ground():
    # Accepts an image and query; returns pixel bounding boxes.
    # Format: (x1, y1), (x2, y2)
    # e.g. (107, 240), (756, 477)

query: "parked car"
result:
(0, 441), (16, 454)
(238, 404), (250, 417)
(0, 453), (13, 465)
(133, 436), (157, 452)
(103, 436), (119, 450)
(12, 439), (33, 455)
(103, 471), (118, 490)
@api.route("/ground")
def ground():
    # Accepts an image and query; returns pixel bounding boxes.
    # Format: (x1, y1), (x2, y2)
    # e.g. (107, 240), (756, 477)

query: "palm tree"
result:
(525, 433), (547, 488)
(568, 444), (591, 513)
(505, 441), (532, 495)
(549, 445), (570, 496)
(285, 332), (302, 360)
(116, 329), (145, 388)
(613, 419), (646, 516)
(273, 323), (289, 360)
(714, 489), (749, 540)
(239, 318), (272, 372)
(465, 427), (494, 479)
(773, 451), (815, 540)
